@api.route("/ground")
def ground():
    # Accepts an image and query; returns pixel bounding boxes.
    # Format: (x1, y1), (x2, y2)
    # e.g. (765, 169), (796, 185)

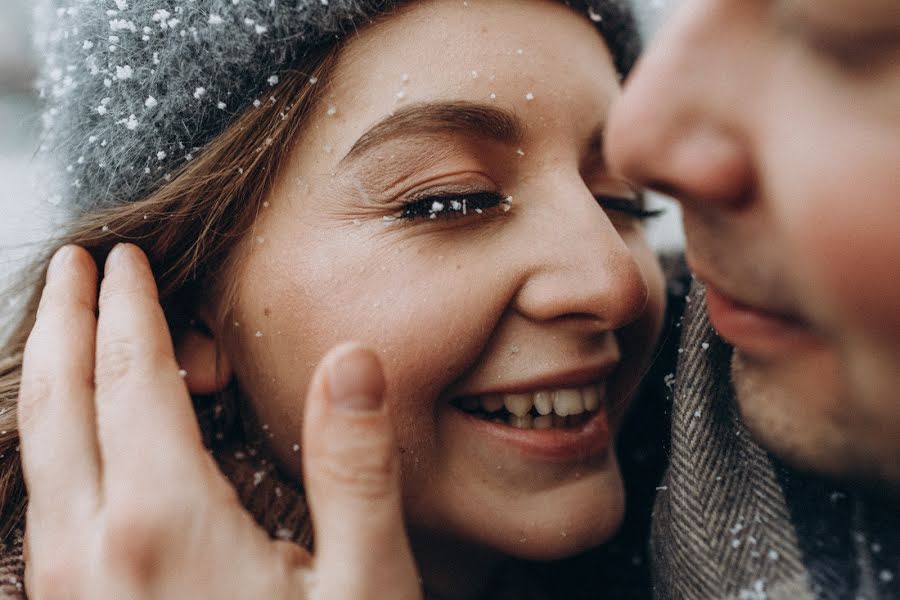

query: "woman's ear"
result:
(175, 315), (234, 395)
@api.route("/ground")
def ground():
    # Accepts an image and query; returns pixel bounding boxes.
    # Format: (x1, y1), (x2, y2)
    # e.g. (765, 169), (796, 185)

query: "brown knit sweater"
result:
(0, 531), (23, 597)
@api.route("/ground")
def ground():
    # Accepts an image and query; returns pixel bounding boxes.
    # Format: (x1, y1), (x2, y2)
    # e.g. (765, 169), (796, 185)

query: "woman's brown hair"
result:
(0, 46), (340, 547)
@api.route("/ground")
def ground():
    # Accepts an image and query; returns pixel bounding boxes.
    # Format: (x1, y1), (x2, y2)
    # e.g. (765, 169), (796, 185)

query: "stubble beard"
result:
(729, 350), (899, 494)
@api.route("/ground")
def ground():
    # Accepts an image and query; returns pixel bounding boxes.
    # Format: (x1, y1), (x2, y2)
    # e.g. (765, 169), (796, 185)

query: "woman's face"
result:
(217, 0), (664, 560)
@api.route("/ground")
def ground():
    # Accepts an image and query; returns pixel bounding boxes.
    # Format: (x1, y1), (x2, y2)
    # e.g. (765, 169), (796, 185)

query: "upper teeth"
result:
(504, 394), (532, 416)
(534, 391), (552, 415)
(472, 384), (606, 417)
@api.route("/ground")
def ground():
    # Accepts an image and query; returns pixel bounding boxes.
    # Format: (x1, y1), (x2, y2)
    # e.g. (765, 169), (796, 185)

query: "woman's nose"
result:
(605, 0), (755, 210)
(511, 188), (650, 333)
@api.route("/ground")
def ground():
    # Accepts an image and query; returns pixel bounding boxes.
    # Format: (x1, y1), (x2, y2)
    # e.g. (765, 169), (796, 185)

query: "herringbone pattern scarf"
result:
(653, 281), (898, 600)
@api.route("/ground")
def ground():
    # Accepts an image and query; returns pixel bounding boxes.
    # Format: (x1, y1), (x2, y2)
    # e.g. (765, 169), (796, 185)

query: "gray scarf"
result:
(652, 281), (899, 600)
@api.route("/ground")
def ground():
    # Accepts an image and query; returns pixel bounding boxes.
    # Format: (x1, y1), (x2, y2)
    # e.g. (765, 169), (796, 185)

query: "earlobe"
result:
(175, 323), (234, 395)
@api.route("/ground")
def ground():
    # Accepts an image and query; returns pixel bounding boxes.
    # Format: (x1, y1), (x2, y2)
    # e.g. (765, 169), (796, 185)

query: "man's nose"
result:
(605, 0), (755, 210)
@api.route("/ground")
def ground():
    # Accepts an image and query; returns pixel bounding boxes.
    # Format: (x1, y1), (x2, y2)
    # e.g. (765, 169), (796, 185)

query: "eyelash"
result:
(596, 195), (664, 220)
(398, 192), (663, 221)
(398, 192), (510, 219)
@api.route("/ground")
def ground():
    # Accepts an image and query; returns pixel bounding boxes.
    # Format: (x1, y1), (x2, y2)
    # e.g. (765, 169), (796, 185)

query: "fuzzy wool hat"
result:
(35, 0), (642, 215)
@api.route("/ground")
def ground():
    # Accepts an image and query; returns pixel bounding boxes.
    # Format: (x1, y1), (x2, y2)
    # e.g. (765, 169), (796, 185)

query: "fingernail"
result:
(47, 245), (73, 280)
(325, 345), (385, 412)
(105, 243), (129, 274)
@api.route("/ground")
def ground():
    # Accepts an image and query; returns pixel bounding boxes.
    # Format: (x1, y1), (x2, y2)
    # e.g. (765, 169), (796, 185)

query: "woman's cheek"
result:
(229, 249), (507, 471)
(611, 238), (666, 421)
(626, 236), (667, 344)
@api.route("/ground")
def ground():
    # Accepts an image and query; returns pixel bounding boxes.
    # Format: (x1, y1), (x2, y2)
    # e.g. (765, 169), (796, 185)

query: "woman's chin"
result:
(487, 484), (625, 562)
(411, 461), (626, 563)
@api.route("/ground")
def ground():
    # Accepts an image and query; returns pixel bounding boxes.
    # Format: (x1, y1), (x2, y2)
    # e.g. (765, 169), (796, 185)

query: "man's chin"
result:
(730, 350), (900, 494)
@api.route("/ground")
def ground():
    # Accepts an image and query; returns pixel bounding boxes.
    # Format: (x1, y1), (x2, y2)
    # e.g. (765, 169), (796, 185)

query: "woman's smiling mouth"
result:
(444, 365), (620, 462)
(451, 383), (606, 430)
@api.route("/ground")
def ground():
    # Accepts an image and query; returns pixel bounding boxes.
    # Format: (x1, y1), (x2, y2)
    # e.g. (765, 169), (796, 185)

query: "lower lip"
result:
(447, 406), (612, 462)
(704, 284), (822, 356)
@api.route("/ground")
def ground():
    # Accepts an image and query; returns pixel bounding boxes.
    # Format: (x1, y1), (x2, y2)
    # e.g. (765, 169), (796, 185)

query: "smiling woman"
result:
(0, 1), (672, 598)
(220, 0), (665, 572)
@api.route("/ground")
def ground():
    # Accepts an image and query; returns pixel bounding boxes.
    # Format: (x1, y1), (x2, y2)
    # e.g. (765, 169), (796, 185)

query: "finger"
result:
(302, 343), (420, 600)
(93, 244), (204, 485)
(18, 245), (101, 523)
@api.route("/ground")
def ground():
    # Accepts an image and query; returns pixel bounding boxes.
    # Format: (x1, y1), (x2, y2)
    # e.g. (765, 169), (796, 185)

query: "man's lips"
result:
(703, 283), (823, 357)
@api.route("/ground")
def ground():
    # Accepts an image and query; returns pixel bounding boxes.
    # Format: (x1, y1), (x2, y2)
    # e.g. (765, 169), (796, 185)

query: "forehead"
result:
(292, 0), (621, 174)
(335, 0), (616, 90)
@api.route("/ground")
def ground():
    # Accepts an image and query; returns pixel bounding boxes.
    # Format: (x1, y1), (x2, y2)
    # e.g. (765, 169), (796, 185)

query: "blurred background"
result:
(0, 0), (682, 294)
(0, 0), (47, 292)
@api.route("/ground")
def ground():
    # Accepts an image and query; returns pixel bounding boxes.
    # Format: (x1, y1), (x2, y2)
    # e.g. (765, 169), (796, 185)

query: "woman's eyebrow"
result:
(340, 101), (526, 165)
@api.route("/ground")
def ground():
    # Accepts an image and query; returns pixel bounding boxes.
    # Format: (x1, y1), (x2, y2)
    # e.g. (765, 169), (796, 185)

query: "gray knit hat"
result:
(35, 0), (642, 215)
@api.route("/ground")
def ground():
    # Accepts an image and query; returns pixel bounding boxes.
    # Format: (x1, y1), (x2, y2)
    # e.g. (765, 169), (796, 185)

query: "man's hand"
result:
(17, 243), (421, 599)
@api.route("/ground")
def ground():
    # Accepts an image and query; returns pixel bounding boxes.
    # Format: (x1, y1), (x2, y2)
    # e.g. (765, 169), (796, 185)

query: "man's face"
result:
(607, 0), (900, 485)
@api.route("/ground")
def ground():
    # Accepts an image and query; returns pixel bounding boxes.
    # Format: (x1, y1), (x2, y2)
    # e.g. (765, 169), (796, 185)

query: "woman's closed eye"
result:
(396, 191), (663, 222)
(399, 191), (511, 220)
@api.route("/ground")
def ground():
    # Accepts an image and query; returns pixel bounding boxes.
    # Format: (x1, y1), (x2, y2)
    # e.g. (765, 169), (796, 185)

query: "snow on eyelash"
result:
(392, 192), (662, 222)
(398, 191), (512, 220)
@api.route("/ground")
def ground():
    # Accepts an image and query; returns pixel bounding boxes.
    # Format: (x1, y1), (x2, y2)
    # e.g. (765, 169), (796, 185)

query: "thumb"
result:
(302, 342), (420, 600)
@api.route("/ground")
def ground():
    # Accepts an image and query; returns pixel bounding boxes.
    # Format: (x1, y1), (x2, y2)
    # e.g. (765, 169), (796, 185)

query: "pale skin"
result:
(18, 243), (419, 599)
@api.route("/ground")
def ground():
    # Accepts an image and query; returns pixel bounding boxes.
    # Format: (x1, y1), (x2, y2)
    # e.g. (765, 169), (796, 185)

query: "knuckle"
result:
(94, 337), (142, 386)
(101, 505), (169, 584)
(311, 437), (399, 501)
(95, 340), (171, 390)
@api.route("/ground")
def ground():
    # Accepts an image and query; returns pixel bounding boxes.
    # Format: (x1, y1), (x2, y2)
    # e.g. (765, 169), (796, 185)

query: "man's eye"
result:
(772, 4), (900, 73)
(595, 195), (664, 220)
(399, 191), (511, 220)
(807, 31), (900, 71)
